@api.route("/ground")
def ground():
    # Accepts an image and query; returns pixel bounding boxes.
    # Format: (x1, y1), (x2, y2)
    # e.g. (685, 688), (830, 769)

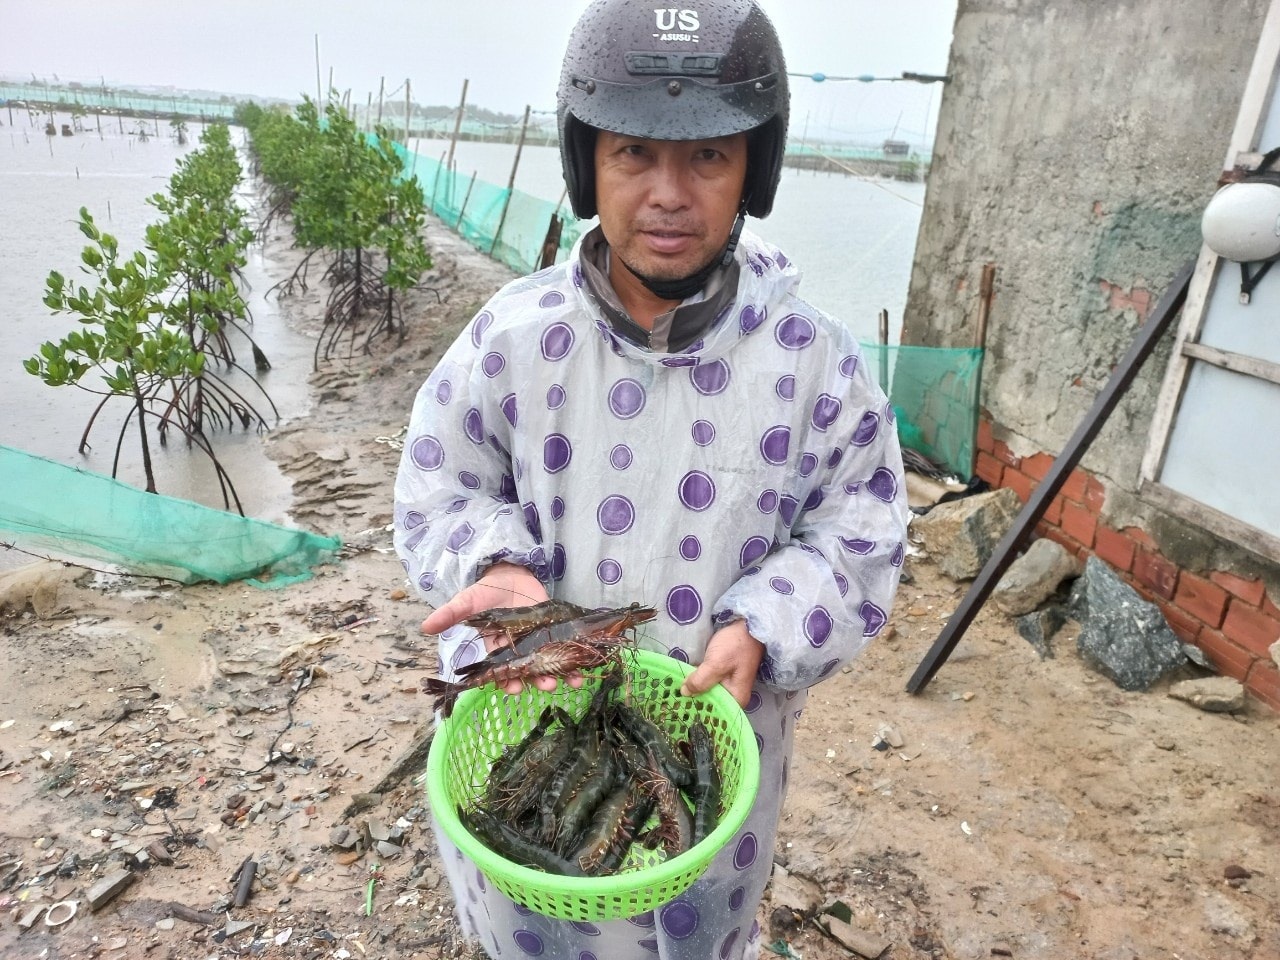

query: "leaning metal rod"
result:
(906, 257), (1196, 695)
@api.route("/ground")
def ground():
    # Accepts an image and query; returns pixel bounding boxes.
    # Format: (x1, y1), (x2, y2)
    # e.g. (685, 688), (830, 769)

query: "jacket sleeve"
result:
(711, 342), (909, 691)
(393, 314), (547, 605)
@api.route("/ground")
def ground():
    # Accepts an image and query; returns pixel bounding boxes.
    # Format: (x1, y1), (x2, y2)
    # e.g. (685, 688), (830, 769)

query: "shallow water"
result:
(0, 115), (317, 537)
(431, 138), (925, 340)
(2, 119), (922, 573)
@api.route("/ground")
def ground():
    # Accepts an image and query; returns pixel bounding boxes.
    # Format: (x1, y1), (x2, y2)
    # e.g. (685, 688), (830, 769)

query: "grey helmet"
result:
(557, 0), (790, 220)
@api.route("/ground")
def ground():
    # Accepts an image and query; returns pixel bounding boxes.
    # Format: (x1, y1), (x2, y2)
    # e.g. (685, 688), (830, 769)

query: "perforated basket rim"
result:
(425, 648), (760, 912)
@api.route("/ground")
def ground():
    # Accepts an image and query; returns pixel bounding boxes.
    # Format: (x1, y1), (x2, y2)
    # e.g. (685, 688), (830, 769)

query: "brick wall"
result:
(975, 415), (1280, 711)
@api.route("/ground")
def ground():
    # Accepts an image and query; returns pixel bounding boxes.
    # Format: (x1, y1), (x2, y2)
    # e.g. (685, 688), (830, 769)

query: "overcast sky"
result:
(1, 0), (957, 146)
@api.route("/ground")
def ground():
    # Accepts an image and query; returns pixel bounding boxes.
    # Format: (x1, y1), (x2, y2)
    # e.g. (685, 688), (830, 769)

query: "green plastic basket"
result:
(425, 647), (760, 921)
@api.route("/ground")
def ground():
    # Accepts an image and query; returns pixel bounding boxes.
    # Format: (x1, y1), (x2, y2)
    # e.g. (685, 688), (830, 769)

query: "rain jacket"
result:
(394, 227), (907, 960)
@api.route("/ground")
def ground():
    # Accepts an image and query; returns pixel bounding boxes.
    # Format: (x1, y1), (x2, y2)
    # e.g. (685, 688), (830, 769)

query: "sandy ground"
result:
(1, 213), (1278, 960)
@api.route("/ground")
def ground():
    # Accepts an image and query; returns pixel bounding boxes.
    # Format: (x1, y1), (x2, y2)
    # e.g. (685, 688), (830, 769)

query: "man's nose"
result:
(647, 156), (692, 210)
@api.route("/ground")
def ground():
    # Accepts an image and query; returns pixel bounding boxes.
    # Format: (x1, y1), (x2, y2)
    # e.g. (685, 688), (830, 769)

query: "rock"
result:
(0, 561), (78, 618)
(1224, 864), (1251, 881)
(820, 914), (891, 959)
(1070, 557), (1186, 691)
(770, 863), (823, 915)
(86, 867), (136, 911)
(1169, 677), (1245, 713)
(1016, 604), (1067, 659)
(1203, 891), (1254, 940)
(328, 825), (358, 850)
(993, 538), (1082, 615)
(911, 488), (1021, 580)
(1270, 639), (1280, 670)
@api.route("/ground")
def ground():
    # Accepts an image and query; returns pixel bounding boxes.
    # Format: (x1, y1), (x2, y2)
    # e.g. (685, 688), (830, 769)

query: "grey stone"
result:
(1270, 639), (1280, 671)
(993, 538), (1082, 616)
(374, 840), (403, 858)
(328, 826), (358, 850)
(86, 868), (136, 911)
(912, 488), (1022, 580)
(1017, 604), (1067, 659)
(1070, 557), (1186, 691)
(1169, 677), (1246, 713)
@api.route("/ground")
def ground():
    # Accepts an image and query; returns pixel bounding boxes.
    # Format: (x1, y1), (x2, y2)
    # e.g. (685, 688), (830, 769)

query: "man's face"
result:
(593, 130), (748, 283)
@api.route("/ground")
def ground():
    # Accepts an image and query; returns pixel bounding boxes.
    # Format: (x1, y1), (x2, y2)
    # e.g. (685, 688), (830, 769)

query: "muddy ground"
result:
(1, 214), (1277, 960)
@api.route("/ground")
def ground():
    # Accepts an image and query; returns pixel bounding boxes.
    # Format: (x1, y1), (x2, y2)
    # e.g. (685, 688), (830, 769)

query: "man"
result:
(394, 1), (907, 956)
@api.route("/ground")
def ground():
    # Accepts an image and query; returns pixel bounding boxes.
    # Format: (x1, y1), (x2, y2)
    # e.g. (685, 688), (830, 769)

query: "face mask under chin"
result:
(619, 252), (722, 302)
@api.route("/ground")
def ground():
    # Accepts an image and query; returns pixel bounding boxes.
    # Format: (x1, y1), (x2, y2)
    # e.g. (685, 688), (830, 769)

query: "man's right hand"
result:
(420, 561), (548, 637)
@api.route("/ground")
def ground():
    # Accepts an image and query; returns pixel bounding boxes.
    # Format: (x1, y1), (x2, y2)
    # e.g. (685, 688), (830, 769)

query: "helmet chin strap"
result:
(622, 207), (747, 303)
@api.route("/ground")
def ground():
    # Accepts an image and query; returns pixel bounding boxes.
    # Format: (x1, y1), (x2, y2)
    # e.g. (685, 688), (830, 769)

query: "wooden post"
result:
(490, 104), (531, 256)
(456, 171), (478, 229)
(446, 78), (469, 171)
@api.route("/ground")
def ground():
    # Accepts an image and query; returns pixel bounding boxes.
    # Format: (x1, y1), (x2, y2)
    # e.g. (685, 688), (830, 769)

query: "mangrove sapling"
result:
(27, 209), (253, 513)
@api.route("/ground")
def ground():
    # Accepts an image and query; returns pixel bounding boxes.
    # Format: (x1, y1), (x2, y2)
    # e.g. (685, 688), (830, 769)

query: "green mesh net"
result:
(389, 142), (583, 275)
(859, 345), (984, 480)
(0, 446), (341, 587)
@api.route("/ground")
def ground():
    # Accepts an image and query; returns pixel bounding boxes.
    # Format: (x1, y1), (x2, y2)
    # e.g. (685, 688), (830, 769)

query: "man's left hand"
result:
(679, 618), (764, 708)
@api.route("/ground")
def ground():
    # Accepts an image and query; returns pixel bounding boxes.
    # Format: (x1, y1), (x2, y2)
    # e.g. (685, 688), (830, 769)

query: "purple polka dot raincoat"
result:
(394, 229), (907, 960)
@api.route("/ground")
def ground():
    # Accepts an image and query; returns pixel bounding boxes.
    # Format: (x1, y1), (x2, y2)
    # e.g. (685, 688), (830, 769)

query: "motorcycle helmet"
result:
(557, 0), (790, 220)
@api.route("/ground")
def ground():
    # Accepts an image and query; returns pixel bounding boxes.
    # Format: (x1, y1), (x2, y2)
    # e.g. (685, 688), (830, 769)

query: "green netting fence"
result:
(382, 140), (979, 479)
(0, 446), (341, 587)
(384, 140), (583, 276)
(860, 345), (984, 480)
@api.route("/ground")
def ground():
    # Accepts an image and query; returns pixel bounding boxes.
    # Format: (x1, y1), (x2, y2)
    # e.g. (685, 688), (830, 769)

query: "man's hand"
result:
(420, 562), (547, 636)
(419, 562), (575, 695)
(680, 618), (764, 708)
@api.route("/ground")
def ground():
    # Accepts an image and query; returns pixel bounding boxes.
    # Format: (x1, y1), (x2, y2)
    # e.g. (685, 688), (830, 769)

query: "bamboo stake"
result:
(314, 35), (322, 105)
(404, 79), (411, 144)
(376, 76), (384, 125)
(456, 170), (478, 229)
(490, 104), (531, 256)
(878, 308), (890, 390)
(446, 78), (468, 171)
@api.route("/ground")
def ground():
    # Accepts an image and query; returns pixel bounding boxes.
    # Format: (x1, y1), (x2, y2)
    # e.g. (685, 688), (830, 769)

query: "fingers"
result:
(420, 593), (475, 636)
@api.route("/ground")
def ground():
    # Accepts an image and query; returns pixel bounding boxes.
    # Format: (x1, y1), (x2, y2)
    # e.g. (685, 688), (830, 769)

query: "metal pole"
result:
(878, 308), (890, 391)
(905, 258), (1196, 695)
(446, 78), (469, 171)
(489, 104), (531, 256)
(314, 34), (322, 105)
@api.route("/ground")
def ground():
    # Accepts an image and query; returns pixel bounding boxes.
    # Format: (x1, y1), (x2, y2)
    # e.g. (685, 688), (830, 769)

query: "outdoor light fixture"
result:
(1201, 145), (1280, 303)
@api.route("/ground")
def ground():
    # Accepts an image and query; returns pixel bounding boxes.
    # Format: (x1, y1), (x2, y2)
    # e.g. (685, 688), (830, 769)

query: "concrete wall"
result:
(904, 0), (1280, 707)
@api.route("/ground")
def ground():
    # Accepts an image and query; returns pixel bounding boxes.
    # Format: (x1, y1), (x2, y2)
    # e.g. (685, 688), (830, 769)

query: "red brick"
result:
(1094, 525), (1135, 572)
(1003, 467), (1034, 503)
(1060, 499), (1098, 548)
(976, 418), (995, 455)
(1082, 476), (1107, 513)
(1173, 571), (1229, 630)
(1222, 600), (1280, 658)
(1130, 287), (1152, 319)
(1042, 494), (1064, 527)
(1158, 601), (1203, 645)
(1195, 629), (1254, 680)
(1043, 526), (1086, 562)
(1132, 549), (1179, 601)
(1245, 662), (1280, 713)
(1021, 452), (1055, 482)
(975, 451), (1004, 487)
(1262, 591), (1280, 621)
(1122, 526), (1159, 551)
(1059, 469), (1089, 504)
(992, 439), (1021, 469)
(1208, 570), (1266, 606)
